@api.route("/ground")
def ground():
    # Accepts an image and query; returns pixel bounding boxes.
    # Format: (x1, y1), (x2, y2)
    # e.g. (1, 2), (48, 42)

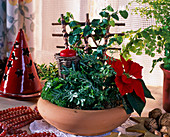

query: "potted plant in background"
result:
(120, 0), (170, 112)
(37, 62), (58, 81)
(37, 5), (154, 136)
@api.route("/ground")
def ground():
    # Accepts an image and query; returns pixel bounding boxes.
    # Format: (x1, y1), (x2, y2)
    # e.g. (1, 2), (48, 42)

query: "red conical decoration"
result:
(0, 29), (42, 98)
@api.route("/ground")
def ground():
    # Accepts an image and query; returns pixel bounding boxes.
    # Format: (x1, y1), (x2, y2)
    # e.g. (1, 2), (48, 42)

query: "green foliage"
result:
(139, 79), (155, 99)
(127, 91), (145, 116)
(99, 11), (109, 18)
(58, 12), (74, 23)
(109, 20), (115, 27)
(91, 19), (100, 27)
(41, 47), (153, 115)
(103, 5), (114, 12)
(111, 13), (119, 21)
(38, 62), (58, 81)
(41, 50), (123, 110)
(58, 5), (128, 48)
(119, 10), (128, 19)
(122, 0), (170, 71)
(83, 25), (93, 37)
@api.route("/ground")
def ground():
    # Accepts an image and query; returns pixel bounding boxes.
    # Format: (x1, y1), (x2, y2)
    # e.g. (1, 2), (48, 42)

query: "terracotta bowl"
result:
(37, 97), (130, 136)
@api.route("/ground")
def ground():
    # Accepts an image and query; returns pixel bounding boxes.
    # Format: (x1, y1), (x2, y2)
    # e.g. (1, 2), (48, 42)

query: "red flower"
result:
(106, 54), (145, 102)
(115, 75), (133, 95)
(120, 56), (143, 79)
(105, 54), (123, 76)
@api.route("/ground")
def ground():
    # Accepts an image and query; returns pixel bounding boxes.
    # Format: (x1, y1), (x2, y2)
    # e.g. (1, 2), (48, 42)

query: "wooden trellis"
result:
(52, 13), (125, 53)
(52, 13), (125, 78)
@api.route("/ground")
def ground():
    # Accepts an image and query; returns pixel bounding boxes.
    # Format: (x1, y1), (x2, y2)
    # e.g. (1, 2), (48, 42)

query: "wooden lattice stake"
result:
(90, 34), (99, 47)
(84, 13), (90, 53)
(103, 16), (111, 55)
(61, 14), (69, 49)
(75, 34), (83, 48)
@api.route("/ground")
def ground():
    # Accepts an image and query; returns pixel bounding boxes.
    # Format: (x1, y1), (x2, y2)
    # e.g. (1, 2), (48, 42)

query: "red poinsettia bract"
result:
(105, 54), (145, 102)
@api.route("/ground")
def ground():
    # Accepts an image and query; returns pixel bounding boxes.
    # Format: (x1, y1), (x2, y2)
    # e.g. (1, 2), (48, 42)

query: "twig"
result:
(75, 34), (83, 47)
(90, 34), (98, 47)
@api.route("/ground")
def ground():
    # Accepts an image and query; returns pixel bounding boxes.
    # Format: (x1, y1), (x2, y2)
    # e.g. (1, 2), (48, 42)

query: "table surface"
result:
(0, 86), (164, 135)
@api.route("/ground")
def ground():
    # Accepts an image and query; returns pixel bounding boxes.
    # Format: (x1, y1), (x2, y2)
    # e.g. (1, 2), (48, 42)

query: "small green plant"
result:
(122, 0), (170, 71)
(41, 52), (122, 110)
(37, 62), (58, 81)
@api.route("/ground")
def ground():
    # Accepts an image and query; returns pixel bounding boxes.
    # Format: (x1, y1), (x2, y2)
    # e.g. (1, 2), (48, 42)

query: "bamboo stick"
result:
(52, 22), (125, 26)
(56, 46), (121, 50)
(52, 33), (124, 37)
(84, 13), (90, 53)
(61, 14), (69, 49)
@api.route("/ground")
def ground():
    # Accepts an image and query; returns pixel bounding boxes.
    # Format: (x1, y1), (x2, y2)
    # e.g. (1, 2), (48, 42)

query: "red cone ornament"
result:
(0, 29), (42, 98)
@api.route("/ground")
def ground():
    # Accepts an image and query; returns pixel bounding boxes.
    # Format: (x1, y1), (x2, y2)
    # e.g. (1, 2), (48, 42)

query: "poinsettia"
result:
(105, 54), (154, 115)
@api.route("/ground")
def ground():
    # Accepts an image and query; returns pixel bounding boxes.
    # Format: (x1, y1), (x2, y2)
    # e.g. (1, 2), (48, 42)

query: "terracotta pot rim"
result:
(38, 97), (130, 136)
(160, 64), (170, 72)
(40, 97), (125, 113)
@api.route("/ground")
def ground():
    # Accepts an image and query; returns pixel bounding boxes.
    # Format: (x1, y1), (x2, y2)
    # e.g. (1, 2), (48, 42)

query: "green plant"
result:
(37, 62), (58, 81)
(122, 0), (170, 71)
(41, 52), (122, 110)
(42, 48), (154, 115)
(41, 5), (154, 116)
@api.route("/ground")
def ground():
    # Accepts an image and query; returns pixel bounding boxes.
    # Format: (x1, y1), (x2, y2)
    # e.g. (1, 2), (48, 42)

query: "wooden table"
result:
(0, 96), (39, 135)
(0, 96), (38, 110)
